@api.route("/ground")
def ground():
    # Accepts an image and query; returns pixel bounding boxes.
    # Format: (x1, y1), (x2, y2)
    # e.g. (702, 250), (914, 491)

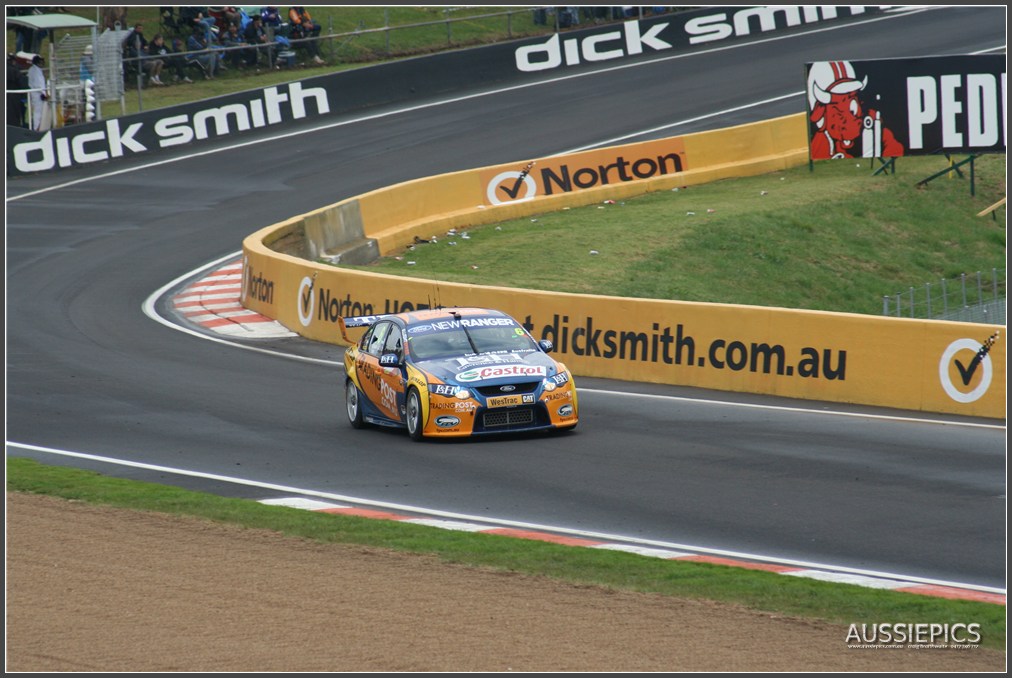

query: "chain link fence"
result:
(48, 29), (126, 123)
(882, 269), (1006, 325)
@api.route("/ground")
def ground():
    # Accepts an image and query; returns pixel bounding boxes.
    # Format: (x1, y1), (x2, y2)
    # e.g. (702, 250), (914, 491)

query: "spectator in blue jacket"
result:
(79, 44), (94, 82)
(186, 26), (219, 79)
(260, 6), (282, 29)
(219, 21), (248, 69)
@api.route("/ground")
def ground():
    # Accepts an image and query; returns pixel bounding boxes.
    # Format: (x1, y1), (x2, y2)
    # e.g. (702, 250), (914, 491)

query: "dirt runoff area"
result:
(5, 492), (1005, 672)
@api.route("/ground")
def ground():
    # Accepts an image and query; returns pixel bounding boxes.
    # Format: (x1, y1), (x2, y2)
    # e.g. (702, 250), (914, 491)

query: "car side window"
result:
(383, 326), (404, 359)
(366, 322), (391, 356)
(358, 325), (374, 351)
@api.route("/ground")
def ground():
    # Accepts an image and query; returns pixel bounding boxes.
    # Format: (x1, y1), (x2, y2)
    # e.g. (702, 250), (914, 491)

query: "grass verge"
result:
(7, 456), (1005, 651)
(347, 154), (1006, 316)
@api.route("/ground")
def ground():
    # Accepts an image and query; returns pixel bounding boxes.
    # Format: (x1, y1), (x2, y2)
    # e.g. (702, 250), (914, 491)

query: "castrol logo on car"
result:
(456, 365), (547, 382)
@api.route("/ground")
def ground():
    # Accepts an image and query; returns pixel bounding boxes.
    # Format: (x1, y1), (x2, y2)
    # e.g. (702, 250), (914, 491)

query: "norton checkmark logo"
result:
(938, 332), (1000, 403)
(486, 161), (537, 206)
(297, 276), (315, 327)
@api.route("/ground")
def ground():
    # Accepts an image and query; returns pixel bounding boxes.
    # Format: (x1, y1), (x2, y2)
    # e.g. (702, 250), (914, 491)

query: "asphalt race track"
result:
(6, 7), (1007, 590)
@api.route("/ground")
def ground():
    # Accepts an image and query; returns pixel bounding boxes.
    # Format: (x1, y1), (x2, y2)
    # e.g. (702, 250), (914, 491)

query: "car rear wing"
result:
(338, 314), (392, 344)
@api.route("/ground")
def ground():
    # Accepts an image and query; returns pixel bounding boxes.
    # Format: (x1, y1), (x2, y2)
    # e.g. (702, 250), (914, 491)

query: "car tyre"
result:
(346, 379), (365, 429)
(405, 387), (425, 441)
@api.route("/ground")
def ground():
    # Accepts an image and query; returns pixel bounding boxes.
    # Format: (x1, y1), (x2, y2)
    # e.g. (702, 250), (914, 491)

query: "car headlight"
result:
(542, 378), (557, 392)
(454, 388), (471, 400)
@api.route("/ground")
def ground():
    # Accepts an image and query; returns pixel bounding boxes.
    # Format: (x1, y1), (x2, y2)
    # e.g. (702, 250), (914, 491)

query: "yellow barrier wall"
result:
(241, 113), (1005, 418)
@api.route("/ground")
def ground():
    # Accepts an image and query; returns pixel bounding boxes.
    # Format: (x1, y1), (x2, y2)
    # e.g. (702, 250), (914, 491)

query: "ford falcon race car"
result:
(340, 307), (578, 440)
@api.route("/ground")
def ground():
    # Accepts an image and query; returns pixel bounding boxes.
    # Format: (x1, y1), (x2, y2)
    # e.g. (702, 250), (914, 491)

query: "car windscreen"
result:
(406, 317), (537, 361)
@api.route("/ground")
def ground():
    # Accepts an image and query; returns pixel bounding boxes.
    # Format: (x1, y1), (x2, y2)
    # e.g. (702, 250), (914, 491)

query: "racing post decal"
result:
(938, 331), (999, 404)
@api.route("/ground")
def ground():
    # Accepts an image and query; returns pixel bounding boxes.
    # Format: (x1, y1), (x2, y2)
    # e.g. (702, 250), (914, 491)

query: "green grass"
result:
(7, 457), (1006, 651)
(346, 154), (1006, 315)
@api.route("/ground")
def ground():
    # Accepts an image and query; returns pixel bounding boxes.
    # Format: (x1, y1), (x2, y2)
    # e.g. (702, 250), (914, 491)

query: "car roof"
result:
(338, 307), (515, 343)
(396, 307), (509, 326)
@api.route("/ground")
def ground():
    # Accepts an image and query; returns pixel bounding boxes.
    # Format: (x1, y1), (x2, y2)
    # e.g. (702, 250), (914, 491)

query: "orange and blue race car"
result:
(340, 307), (578, 441)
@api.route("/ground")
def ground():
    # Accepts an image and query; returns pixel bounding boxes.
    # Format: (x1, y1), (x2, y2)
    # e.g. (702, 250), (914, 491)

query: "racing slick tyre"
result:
(346, 379), (365, 429)
(405, 387), (425, 442)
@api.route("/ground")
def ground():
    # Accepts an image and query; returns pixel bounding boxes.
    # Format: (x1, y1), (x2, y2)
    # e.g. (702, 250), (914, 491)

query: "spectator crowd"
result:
(131, 5), (326, 84)
(8, 6), (673, 128)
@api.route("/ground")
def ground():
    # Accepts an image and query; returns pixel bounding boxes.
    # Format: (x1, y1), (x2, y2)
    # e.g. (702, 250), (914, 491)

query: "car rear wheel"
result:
(346, 379), (365, 429)
(405, 387), (425, 441)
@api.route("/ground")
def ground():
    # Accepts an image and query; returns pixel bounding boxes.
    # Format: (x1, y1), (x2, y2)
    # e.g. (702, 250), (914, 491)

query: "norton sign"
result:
(480, 138), (687, 206)
(9, 82), (330, 174)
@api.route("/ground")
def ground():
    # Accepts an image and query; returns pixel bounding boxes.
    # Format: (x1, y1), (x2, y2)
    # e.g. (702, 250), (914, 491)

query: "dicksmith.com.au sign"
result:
(9, 82), (329, 174)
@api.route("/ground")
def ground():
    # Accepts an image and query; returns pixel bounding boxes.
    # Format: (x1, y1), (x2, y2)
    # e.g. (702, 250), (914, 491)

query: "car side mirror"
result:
(379, 352), (402, 366)
(538, 339), (554, 354)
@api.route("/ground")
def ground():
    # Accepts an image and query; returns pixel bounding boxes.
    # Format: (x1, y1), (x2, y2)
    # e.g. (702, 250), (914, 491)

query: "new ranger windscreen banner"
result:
(805, 55), (1006, 159)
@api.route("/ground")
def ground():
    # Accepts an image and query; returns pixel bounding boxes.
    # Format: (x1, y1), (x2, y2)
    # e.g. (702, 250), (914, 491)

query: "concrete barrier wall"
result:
(241, 113), (1005, 418)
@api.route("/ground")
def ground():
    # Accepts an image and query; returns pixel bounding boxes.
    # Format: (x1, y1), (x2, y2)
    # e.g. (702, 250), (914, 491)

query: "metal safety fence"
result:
(882, 268), (1006, 325)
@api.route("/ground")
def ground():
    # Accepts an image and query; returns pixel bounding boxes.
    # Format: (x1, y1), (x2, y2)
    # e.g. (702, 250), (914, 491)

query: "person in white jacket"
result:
(27, 54), (48, 131)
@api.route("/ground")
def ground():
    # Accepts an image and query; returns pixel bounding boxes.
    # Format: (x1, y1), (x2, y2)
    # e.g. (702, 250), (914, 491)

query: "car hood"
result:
(415, 350), (558, 385)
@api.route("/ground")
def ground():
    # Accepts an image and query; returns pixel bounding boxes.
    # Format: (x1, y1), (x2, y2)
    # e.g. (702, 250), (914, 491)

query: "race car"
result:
(340, 307), (578, 440)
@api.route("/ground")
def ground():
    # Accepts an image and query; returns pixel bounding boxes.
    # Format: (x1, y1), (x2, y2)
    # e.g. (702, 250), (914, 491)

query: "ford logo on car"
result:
(499, 385), (516, 392)
(435, 415), (461, 428)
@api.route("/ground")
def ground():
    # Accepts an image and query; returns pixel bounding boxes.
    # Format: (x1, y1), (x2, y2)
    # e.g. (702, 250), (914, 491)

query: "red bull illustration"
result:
(807, 60), (905, 160)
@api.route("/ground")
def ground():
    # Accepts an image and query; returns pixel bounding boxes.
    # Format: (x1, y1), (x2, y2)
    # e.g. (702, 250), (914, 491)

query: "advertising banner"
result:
(478, 138), (687, 207)
(239, 110), (1004, 419)
(242, 240), (1005, 419)
(514, 6), (885, 73)
(805, 55), (1006, 159)
(8, 6), (885, 176)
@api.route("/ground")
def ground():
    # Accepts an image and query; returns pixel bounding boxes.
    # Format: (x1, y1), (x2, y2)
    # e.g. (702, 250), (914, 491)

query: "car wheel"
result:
(346, 379), (365, 429)
(405, 387), (425, 441)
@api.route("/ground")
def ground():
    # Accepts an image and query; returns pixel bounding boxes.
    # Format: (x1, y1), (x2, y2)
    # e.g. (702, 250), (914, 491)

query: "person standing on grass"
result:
(7, 52), (28, 127)
(27, 54), (48, 131)
(79, 44), (94, 82)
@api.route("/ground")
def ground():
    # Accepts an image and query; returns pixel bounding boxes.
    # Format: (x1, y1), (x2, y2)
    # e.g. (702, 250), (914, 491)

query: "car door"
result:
(379, 324), (408, 422)
(354, 320), (400, 422)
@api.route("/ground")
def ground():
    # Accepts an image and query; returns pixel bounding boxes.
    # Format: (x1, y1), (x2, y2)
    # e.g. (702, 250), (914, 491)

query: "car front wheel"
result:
(346, 379), (365, 429)
(405, 387), (425, 441)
